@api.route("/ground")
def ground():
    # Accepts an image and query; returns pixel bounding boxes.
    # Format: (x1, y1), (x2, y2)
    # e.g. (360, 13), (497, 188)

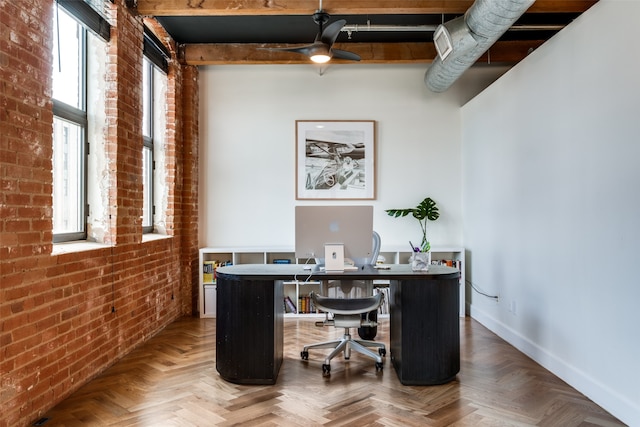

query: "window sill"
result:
(52, 240), (111, 255)
(142, 233), (172, 243)
(52, 234), (172, 255)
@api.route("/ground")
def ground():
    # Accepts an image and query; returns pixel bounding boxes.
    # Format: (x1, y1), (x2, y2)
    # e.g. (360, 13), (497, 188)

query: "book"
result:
(284, 295), (297, 314)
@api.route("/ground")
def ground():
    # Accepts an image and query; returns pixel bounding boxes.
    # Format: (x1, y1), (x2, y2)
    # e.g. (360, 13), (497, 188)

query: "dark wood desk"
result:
(215, 264), (460, 385)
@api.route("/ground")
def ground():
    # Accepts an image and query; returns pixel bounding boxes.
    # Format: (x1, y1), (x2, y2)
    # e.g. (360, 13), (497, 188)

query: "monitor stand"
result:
(324, 243), (345, 272)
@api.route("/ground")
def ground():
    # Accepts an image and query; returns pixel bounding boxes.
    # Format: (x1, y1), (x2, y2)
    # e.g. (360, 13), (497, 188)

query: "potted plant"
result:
(385, 197), (440, 253)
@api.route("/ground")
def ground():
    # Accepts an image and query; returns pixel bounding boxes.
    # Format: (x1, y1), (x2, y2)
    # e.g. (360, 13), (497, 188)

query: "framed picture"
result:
(296, 120), (376, 200)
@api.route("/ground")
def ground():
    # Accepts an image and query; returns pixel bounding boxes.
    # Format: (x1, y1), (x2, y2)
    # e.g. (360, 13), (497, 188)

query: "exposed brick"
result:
(0, 0), (198, 425)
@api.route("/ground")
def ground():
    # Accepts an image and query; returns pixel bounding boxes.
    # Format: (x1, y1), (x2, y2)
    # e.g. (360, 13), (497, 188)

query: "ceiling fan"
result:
(265, 2), (360, 63)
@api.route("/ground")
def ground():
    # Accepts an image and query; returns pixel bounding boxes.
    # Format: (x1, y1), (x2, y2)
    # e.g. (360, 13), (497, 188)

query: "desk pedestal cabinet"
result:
(215, 264), (460, 385)
(390, 276), (460, 385)
(216, 276), (284, 384)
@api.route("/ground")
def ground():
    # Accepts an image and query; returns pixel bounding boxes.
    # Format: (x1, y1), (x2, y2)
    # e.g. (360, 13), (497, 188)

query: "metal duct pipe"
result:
(424, 0), (535, 93)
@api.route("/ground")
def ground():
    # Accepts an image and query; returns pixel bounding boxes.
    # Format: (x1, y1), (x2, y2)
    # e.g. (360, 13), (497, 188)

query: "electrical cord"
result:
(293, 256), (315, 284)
(292, 256), (321, 316)
(466, 279), (499, 300)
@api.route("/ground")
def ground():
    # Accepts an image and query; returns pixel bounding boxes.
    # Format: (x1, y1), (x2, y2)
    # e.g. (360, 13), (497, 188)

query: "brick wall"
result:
(179, 65), (200, 314)
(0, 1), (199, 426)
(144, 17), (201, 316)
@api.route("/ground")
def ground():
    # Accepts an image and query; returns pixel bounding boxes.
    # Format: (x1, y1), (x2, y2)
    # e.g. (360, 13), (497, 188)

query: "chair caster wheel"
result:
(375, 362), (383, 371)
(322, 364), (331, 375)
(301, 351), (309, 360)
(379, 348), (386, 357)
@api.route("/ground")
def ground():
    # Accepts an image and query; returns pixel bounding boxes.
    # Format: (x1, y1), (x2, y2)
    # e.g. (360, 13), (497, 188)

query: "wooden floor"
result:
(40, 316), (624, 426)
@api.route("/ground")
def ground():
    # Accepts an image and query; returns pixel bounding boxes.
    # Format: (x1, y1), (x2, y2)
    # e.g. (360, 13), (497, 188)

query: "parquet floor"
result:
(40, 317), (625, 426)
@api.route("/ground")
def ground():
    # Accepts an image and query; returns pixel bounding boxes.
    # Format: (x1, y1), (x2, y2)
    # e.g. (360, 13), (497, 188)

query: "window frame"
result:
(142, 57), (155, 234)
(141, 26), (170, 235)
(52, 9), (89, 243)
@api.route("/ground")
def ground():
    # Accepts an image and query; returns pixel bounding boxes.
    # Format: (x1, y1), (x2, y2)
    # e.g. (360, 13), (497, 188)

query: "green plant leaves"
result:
(385, 197), (440, 251)
(385, 208), (413, 218)
(417, 197), (440, 221)
(385, 197), (439, 221)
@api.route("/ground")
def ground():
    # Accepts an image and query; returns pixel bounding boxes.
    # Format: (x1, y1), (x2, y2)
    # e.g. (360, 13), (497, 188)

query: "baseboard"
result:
(469, 305), (639, 426)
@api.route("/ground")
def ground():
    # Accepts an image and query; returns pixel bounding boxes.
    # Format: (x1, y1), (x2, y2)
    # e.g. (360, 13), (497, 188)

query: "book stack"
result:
(203, 261), (216, 283)
(431, 259), (462, 270)
(283, 295), (319, 314)
(203, 259), (233, 283)
(298, 295), (315, 314)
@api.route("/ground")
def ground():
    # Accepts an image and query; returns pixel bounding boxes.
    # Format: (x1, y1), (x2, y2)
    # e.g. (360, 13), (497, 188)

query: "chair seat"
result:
(311, 292), (383, 315)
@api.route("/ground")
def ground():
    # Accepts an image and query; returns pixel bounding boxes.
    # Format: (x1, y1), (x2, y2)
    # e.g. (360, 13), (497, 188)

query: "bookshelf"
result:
(198, 246), (465, 318)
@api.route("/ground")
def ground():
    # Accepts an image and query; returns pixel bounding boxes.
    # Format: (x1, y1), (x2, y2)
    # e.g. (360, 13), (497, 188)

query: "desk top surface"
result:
(216, 263), (460, 281)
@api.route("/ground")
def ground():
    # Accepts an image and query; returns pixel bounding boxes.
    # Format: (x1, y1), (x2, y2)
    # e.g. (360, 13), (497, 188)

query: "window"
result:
(52, 2), (109, 243)
(141, 55), (168, 234)
(52, 8), (87, 241)
(142, 58), (154, 233)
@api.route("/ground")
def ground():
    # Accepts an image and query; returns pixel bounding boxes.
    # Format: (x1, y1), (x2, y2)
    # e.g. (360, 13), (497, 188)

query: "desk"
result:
(215, 264), (460, 385)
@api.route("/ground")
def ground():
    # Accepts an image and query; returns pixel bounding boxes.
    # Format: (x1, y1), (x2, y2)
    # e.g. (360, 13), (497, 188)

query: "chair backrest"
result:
(368, 230), (381, 265)
(321, 231), (381, 297)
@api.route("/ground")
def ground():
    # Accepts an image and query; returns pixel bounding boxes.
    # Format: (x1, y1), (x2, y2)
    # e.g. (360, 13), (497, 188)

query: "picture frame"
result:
(295, 120), (376, 200)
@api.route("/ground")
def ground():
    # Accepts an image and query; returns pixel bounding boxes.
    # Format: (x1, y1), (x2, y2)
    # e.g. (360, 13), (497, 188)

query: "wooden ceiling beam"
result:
(137, 1), (472, 16)
(180, 40), (545, 65)
(136, 0), (596, 17)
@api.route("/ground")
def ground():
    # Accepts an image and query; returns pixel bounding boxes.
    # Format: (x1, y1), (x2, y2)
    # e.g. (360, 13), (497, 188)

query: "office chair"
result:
(314, 231), (381, 339)
(301, 232), (386, 375)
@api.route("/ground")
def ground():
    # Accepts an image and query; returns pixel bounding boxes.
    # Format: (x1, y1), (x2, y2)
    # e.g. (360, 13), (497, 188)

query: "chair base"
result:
(301, 328), (386, 374)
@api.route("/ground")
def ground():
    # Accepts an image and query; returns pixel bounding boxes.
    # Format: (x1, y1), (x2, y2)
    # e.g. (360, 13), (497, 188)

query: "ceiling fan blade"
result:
(320, 19), (346, 46)
(331, 48), (361, 62)
(257, 14), (357, 63)
(261, 44), (314, 56)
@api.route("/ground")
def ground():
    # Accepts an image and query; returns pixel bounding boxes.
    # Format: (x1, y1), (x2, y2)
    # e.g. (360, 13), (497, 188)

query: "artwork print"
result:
(296, 120), (375, 200)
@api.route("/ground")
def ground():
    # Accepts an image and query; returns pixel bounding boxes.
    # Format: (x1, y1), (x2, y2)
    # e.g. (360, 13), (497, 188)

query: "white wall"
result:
(199, 64), (506, 250)
(461, 1), (640, 424)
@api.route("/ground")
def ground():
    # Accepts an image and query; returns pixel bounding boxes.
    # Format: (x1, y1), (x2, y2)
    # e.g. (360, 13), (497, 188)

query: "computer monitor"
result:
(295, 205), (374, 268)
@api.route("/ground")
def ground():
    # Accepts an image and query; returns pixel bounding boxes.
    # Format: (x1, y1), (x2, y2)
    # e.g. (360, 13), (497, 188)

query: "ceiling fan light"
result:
(309, 43), (332, 63)
(310, 53), (331, 63)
